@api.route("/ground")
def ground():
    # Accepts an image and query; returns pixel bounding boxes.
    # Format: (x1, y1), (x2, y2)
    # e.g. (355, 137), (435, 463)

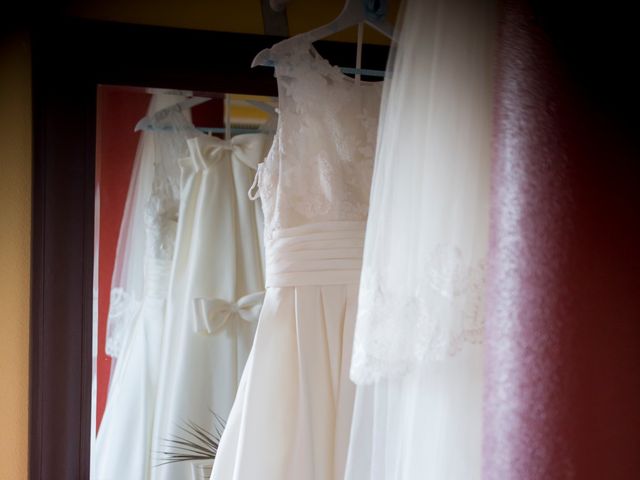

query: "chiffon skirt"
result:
(211, 222), (365, 480)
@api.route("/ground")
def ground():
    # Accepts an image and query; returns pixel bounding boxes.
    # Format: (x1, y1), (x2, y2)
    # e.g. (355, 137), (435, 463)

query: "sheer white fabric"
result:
(96, 94), (197, 479)
(210, 41), (382, 480)
(350, 0), (496, 385)
(347, 348), (484, 479)
(105, 95), (193, 358)
(346, 0), (496, 479)
(150, 133), (268, 480)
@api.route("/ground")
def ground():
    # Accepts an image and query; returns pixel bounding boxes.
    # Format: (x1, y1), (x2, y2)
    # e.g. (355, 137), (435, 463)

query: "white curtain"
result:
(346, 0), (496, 478)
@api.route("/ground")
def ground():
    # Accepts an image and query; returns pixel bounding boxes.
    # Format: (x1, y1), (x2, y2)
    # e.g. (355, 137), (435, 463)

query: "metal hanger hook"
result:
(364, 0), (387, 22)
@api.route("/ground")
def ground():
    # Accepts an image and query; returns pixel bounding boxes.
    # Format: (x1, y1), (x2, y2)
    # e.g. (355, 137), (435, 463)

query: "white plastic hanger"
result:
(135, 96), (277, 135)
(251, 0), (394, 70)
(134, 96), (211, 132)
(224, 94), (231, 140)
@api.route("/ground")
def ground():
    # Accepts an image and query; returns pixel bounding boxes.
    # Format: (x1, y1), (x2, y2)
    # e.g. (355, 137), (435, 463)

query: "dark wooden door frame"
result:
(30, 18), (388, 479)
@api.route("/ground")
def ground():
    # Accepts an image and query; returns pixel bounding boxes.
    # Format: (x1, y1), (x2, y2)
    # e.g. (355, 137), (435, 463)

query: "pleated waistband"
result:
(265, 221), (366, 287)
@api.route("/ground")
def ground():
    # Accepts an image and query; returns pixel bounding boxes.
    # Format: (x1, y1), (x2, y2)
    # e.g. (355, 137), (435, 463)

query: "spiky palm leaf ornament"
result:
(155, 412), (225, 467)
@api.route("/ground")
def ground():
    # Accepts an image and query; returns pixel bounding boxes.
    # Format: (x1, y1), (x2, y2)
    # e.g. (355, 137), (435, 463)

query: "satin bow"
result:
(193, 291), (265, 335)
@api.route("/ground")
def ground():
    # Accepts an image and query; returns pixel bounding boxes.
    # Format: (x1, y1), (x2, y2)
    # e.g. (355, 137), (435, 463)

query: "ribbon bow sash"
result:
(193, 291), (265, 335)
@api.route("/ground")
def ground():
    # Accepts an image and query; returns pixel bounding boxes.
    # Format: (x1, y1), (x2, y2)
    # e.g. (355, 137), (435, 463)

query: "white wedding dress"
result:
(96, 95), (195, 480)
(210, 42), (382, 480)
(150, 133), (269, 480)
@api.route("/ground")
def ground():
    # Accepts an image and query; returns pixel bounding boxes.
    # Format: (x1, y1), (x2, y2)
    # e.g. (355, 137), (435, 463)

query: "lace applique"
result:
(356, 109), (378, 158)
(144, 191), (178, 262)
(351, 245), (486, 384)
(255, 41), (383, 238)
(105, 287), (142, 357)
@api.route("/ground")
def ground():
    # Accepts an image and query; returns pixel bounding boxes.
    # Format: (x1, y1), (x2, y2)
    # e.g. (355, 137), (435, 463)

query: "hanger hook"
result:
(364, 0), (387, 22)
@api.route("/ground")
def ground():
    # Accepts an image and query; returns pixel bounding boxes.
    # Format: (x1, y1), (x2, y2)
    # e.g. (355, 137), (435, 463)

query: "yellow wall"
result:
(0, 1), (397, 477)
(67, 0), (397, 44)
(67, 0), (266, 35)
(0, 33), (32, 480)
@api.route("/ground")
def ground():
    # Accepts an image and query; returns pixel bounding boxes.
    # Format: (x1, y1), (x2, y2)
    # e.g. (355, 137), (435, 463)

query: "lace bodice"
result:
(144, 189), (178, 263)
(252, 42), (383, 240)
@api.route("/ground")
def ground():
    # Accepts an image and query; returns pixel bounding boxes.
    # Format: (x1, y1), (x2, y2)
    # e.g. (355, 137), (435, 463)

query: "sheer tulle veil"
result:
(346, 0), (496, 478)
(105, 94), (195, 361)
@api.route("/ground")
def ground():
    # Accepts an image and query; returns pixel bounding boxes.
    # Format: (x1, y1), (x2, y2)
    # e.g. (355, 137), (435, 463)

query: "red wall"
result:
(96, 86), (151, 430)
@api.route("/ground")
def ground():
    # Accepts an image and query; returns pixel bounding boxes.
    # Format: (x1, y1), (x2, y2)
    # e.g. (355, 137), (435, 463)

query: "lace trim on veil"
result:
(105, 288), (142, 357)
(350, 245), (486, 384)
